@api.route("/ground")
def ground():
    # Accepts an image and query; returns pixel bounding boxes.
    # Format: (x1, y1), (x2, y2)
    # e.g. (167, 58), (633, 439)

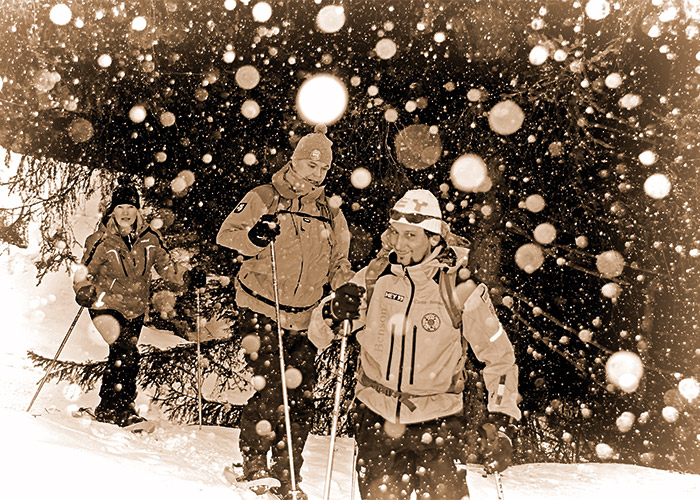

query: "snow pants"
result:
(90, 309), (144, 416)
(237, 308), (316, 488)
(352, 402), (470, 500)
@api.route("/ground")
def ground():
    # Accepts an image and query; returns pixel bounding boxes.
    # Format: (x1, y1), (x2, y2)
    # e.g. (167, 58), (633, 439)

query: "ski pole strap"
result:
(238, 279), (319, 314)
(358, 371), (419, 412)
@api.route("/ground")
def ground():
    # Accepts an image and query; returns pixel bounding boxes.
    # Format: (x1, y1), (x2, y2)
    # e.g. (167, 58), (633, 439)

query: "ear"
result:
(429, 234), (441, 247)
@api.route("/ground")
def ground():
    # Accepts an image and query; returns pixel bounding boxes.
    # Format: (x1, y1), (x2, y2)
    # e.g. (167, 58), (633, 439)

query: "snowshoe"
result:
(223, 466), (281, 495)
(73, 407), (155, 434)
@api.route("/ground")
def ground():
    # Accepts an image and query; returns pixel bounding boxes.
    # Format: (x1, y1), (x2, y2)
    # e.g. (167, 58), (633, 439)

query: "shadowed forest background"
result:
(1, 0), (698, 473)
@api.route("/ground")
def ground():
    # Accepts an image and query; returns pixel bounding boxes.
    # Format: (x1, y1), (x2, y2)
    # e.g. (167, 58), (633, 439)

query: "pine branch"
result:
(26, 351), (105, 392)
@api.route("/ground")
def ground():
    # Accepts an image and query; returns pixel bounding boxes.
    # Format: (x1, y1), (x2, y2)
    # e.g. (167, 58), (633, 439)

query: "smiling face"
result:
(291, 158), (331, 187)
(387, 222), (440, 266)
(112, 204), (138, 231)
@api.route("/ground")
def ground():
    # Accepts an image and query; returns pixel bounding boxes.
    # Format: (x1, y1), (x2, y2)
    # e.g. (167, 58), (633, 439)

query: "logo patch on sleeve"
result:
(234, 202), (247, 213)
(421, 313), (441, 332)
(384, 291), (405, 302)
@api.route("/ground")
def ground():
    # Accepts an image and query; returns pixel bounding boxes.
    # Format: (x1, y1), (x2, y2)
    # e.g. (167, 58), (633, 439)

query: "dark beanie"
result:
(108, 181), (141, 213)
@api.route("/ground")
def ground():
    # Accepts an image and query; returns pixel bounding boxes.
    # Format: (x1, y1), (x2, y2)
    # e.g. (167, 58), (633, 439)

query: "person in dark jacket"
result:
(217, 124), (353, 499)
(73, 180), (184, 427)
(309, 189), (521, 500)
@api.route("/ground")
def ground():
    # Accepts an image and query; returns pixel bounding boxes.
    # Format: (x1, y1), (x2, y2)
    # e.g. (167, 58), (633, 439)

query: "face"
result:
(112, 204), (138, 230)
(291, 158), (330, 187)
(387, 222), (438, 266)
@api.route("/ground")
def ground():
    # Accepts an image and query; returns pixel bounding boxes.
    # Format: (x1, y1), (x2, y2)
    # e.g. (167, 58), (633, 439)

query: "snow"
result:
(1, 195), (699, 500)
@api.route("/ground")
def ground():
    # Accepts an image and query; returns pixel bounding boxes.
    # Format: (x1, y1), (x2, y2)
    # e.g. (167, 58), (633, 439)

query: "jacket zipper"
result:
(395, 271), (415, 420)
(291, 198), (304, 296)
(409, 325), (417, 385)
(385, 323), (396, 381)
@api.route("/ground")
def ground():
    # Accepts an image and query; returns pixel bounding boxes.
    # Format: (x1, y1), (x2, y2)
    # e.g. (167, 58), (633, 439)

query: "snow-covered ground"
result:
(1, 189), (699, 499)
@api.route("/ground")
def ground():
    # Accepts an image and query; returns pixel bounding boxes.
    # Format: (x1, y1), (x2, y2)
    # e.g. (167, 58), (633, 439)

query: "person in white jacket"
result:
(308, 189), (521, 500)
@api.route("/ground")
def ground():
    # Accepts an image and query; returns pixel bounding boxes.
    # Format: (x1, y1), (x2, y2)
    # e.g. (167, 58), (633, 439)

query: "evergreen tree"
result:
(2, 0), (698, 472)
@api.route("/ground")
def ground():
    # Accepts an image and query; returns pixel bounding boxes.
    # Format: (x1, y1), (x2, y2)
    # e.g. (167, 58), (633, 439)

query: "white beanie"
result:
(391, 189), (443, 235)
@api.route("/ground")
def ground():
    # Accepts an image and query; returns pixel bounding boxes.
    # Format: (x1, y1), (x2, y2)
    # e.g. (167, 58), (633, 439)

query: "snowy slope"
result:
(3, 405), (700, 500)
(1, 178), (699, 500)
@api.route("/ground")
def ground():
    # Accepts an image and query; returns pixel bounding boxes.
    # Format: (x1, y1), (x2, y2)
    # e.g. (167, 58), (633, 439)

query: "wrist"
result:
(322, 302), (341, 325)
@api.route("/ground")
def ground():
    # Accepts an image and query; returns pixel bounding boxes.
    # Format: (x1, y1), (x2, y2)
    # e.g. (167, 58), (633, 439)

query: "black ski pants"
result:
(237, 308), (316, 485)
(352, 402), (470, 500)
(90, 309), (144, 415)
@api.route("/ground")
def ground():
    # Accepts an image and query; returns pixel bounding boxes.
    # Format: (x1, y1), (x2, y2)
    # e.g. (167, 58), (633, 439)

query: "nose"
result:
(395, 234), (409, 250)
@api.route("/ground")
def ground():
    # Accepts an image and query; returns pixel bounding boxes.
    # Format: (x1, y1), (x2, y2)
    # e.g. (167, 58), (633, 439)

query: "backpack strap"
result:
(253, 184), (283, 213)
(438, 269), (463, 330)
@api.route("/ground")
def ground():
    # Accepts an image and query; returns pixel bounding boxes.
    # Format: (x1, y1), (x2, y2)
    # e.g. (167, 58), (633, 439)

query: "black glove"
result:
(477, 413), (516, 473)
(75, 284), (97, 308)
(185, 266), (207, 288)
(329, 283), (365, 321)
(247, 214), (281, 248)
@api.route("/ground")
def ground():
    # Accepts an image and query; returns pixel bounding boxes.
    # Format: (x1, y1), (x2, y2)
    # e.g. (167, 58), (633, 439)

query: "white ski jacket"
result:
(309, 245), (521, 424)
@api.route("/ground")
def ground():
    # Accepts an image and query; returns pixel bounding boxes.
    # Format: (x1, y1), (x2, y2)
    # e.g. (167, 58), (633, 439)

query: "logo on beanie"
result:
(310, 149), (321, 161)
(421, 313), (441, 332)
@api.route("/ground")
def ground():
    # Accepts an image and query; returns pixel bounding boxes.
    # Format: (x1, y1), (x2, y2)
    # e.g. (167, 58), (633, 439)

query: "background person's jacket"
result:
(73, 214), (183, 319)
(217, 163), (353, 331)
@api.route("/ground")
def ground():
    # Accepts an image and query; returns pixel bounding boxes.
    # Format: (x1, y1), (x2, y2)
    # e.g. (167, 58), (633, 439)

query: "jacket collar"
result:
(271, 162), (325, 202)
(389, 245), (469, 282)
(102, 212), (147, 240)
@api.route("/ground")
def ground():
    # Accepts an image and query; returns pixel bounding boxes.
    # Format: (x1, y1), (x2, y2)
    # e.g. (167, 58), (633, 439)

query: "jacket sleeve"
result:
(72, 232), (104, 295)
(216, 188), (272, 257)
(328, 208), (354, 290)
(151, 230), (184, 286)
(462, 283), (521, 421)
(308, 267), (368, 351)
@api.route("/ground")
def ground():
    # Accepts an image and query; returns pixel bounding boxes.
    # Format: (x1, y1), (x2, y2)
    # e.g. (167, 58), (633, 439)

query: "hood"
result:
(271, 162), (325, 201)
(101, 210), (147, 237)
(377, 227), (470, 277)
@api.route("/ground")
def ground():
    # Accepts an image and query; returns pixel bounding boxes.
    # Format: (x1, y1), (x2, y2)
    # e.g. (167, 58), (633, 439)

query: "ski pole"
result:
(494, 471), (505, 500)
(350, 439), (358, 500)
(322, 318), (351, 500)
(269, 239), (301, 499)
(195, 288), (203, 429)
(27, 306), (85, 413)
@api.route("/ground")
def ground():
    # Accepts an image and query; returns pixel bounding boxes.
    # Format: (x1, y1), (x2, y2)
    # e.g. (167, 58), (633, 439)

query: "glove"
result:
(247, 214), (281, 248)
(329, 283), (365, 321)
(185, 266), (207, 288)
(477, 413), (516, 473)
(75, 284), (97, 308)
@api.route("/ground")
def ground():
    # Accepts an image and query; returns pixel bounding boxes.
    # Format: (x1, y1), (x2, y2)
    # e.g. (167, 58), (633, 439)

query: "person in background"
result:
(73, 179), (189, 427)
(308, 189), (521, 500)
(217, 124), (353, 500)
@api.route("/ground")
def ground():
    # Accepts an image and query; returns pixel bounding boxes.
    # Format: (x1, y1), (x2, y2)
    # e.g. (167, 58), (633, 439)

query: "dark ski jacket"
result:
(74, 214), (183, 319)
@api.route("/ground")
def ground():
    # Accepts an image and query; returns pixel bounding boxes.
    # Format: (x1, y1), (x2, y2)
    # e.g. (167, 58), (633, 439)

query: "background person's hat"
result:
(108, 178), (141, 213)
(291, 123), (333, 165)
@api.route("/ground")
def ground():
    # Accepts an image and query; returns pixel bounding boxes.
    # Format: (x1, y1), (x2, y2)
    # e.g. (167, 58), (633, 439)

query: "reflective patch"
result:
(234, 202), (247, 213)
(384, 291), (404, 302)
(310, 149), (321, 160)
(480, 286), (497, 316)
(421, 312), (441, 332)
